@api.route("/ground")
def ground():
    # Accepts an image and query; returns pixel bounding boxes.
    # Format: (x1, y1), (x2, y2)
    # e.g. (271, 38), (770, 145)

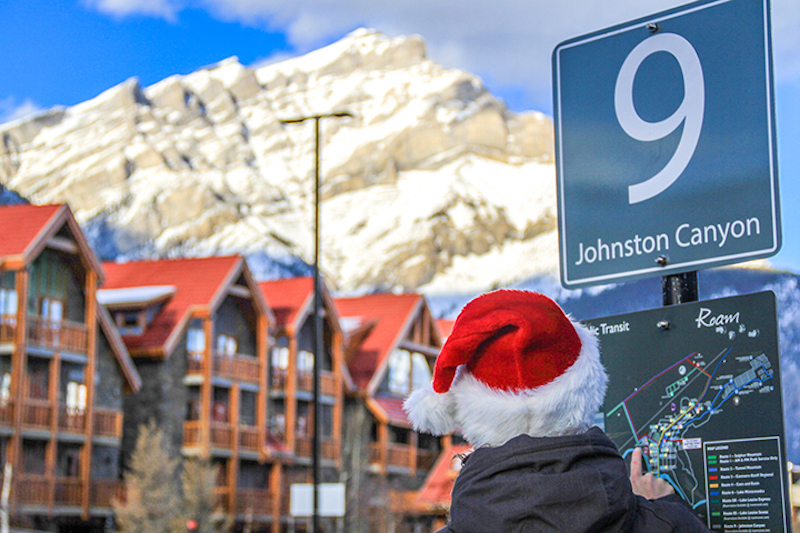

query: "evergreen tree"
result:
(180, 459), (232, 533)
(114, 420), (182, 533)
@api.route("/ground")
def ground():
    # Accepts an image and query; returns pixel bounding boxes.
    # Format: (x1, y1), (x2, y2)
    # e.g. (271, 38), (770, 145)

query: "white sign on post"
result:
(290, 483), (346, 518)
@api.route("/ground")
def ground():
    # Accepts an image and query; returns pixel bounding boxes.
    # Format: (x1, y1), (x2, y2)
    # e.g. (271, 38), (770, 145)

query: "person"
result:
(404, 289), (712, 533)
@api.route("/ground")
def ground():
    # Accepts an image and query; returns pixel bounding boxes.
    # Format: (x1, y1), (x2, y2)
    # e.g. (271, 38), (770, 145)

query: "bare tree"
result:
(114, 420), (182, 533)
(180, 458), (232, 533)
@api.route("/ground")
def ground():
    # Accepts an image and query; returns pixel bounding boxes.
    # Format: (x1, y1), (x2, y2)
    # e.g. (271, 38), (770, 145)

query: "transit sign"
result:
(588, 291), (791, 531)
(552, 0), (780, 289)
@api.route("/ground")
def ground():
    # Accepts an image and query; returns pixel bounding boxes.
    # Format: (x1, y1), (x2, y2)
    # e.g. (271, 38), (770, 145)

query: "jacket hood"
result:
(448, 428), (638, 533)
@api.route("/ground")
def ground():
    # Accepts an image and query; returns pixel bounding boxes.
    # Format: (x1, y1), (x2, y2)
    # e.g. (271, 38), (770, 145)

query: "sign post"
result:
(552, 0), (780, 289)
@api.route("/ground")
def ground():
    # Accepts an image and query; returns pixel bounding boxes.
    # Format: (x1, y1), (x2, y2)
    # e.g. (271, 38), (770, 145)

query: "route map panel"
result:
(586, 291), (791, 532)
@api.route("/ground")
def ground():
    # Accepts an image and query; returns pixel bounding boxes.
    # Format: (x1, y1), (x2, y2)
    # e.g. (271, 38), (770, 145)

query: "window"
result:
(115, 310), (144, 335)
(212, 387), (230, 423)
(385, 350), (432, 395)
(187, 320), (205, 364)
(387, 349), (411, 395)
(240, 390), (256, 426)
(298, 350), (314, 373)
(272, 346), (289, 370)
(216, 334), (237, 357)
(0, 274), (17, 318)
(26, 358), (49, 399)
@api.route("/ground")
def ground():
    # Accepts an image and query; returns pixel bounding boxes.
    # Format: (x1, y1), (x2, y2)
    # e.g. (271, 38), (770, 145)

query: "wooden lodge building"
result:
(0, 204), (142, 532)
(334, 293), (460, 533)
(0, 202), (465, 533)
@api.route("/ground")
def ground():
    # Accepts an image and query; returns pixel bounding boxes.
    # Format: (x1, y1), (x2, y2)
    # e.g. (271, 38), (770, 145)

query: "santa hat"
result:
(404, 290), (607, 448)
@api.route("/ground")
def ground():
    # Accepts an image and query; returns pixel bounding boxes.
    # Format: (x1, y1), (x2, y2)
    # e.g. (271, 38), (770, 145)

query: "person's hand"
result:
(629, 446), (675, 500)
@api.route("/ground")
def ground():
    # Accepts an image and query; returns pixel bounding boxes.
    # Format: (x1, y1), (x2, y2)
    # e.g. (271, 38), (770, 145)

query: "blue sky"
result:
(2, 0), (800, 273)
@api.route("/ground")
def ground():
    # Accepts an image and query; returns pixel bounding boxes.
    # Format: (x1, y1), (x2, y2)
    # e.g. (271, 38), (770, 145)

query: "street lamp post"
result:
(280, 111), (353, 533)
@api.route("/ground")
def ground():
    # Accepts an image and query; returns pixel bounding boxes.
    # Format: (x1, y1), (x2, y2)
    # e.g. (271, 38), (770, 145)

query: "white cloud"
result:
(86, 0), (800, 112)
(0, 97), (44, 125)
(81, 0), (182, 21)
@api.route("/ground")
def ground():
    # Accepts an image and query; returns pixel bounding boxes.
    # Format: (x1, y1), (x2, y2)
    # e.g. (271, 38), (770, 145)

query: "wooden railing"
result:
(236, 488), (272, 516)
(186, 352), (260, 383)
(0, 314), (16, 343)
(296, 371), (337, 397)
(0, 399), (13, 425)
(387, 443), (413, 469)
(295, 437), (338, 460)
(15, 474), (50, 506)
(295, 437), (312, 457)
(184, 421), (201, 447)
(239, 425), (260, 452)
(93, 408), (123, 439)
(270, 368), (287, 391)
(21, 398), (53, 430)
(213, 487), (231, 512)
(27, 317), (88, 353)
(210, 422), (233, 449)
(55, 477), (83, 506)
(90, 479), (126, 507)
(58, 405), (86, 434)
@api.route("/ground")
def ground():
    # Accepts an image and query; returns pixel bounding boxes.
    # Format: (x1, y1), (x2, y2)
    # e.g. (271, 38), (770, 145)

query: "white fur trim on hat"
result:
(405, 319), (607, 448)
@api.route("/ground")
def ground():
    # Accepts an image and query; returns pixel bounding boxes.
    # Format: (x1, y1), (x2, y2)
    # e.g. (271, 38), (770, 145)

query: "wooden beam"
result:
(397, 340), (439, 358)
(46, 236), (79, 254)
(81, 269), (98, 519)
(202, 317), (213, 458)
(9, 269), (28, 475)
(227, 285), (251, 299)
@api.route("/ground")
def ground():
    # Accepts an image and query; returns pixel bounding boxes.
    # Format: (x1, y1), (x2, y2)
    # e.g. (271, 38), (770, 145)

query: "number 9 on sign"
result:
(614, 33), (705, 204)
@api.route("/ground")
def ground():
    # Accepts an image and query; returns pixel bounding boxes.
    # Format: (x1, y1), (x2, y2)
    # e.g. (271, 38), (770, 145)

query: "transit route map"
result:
(586, 292), (791, 532)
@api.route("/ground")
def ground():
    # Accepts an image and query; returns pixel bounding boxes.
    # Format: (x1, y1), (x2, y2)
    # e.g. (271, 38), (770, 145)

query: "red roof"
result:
(335, 293), (423, 391)
(437, 319), (455, 340)
(101, 256), (243, 354)
(374, 395), (410, 427)
(417, 444), (472, 508)
(258, 277), (313, 330)
(0, 204), (63, 259)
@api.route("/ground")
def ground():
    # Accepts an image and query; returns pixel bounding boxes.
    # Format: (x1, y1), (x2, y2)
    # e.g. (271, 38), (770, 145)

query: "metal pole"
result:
(661, 271), (698, 306)
(280, 111), (353, 533)
(312, 115), (322, 533)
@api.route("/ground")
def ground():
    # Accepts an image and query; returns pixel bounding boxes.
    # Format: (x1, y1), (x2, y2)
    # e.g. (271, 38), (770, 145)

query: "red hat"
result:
(404, 290), (607, 448)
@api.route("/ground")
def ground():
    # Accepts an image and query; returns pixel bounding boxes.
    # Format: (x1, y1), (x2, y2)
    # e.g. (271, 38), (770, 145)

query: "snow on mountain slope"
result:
(0, 29), (556, 292)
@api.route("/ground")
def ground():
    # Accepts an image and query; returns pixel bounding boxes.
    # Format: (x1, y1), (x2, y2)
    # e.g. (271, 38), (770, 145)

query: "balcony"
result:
(0, 314), (15, 343)
(239, 424), (261, 453)
(27, 317), (88, 354)
(13, 475), (83, 507)
(93, 408), (123, 439)
(369, 442), (422, 471)
(295, 437), (338, 460)
(21, 398), (53, 430)
(271, 369), (337, 398)
(183, 421), (235, 450)
(186, 352), (260, 383)
(236, 488), (273, 516)
(0, 399), (13, 425)
(58, 405), (86, 434)
(90, 479), (126, 508)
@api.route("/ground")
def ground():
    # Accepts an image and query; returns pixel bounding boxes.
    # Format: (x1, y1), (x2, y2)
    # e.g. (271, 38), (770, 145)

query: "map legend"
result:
(704, 437), (786, 532)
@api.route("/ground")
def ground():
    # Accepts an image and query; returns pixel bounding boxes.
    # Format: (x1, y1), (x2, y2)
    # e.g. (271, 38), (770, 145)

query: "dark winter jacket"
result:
(438, 427), (712, 533)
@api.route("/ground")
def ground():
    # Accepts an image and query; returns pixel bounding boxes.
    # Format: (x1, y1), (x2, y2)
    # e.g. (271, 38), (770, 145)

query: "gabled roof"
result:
(259, 276), (353, 390)
(416, 444), (472, 509)
(436, 319), (455, 340)
(0, 203), (104, 277)
(97, 304), (142, 392)
(334, 292), (434, 393)
(100, 256), (269, 357)
(258, 277), (314, 332)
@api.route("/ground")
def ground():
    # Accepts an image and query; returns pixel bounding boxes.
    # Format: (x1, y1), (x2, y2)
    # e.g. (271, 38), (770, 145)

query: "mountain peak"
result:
(0, 30), (556, 293)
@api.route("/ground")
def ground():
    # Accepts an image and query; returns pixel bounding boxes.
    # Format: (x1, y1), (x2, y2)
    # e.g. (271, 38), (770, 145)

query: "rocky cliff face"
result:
(0, 29), (557, 292)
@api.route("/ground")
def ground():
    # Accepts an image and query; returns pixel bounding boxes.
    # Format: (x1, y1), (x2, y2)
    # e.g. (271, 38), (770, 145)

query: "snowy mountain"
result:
(0, 28), (556, 293)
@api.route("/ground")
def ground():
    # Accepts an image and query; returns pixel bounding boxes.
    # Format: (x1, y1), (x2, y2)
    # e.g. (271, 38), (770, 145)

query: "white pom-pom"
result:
(403, 382), (456, 435)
